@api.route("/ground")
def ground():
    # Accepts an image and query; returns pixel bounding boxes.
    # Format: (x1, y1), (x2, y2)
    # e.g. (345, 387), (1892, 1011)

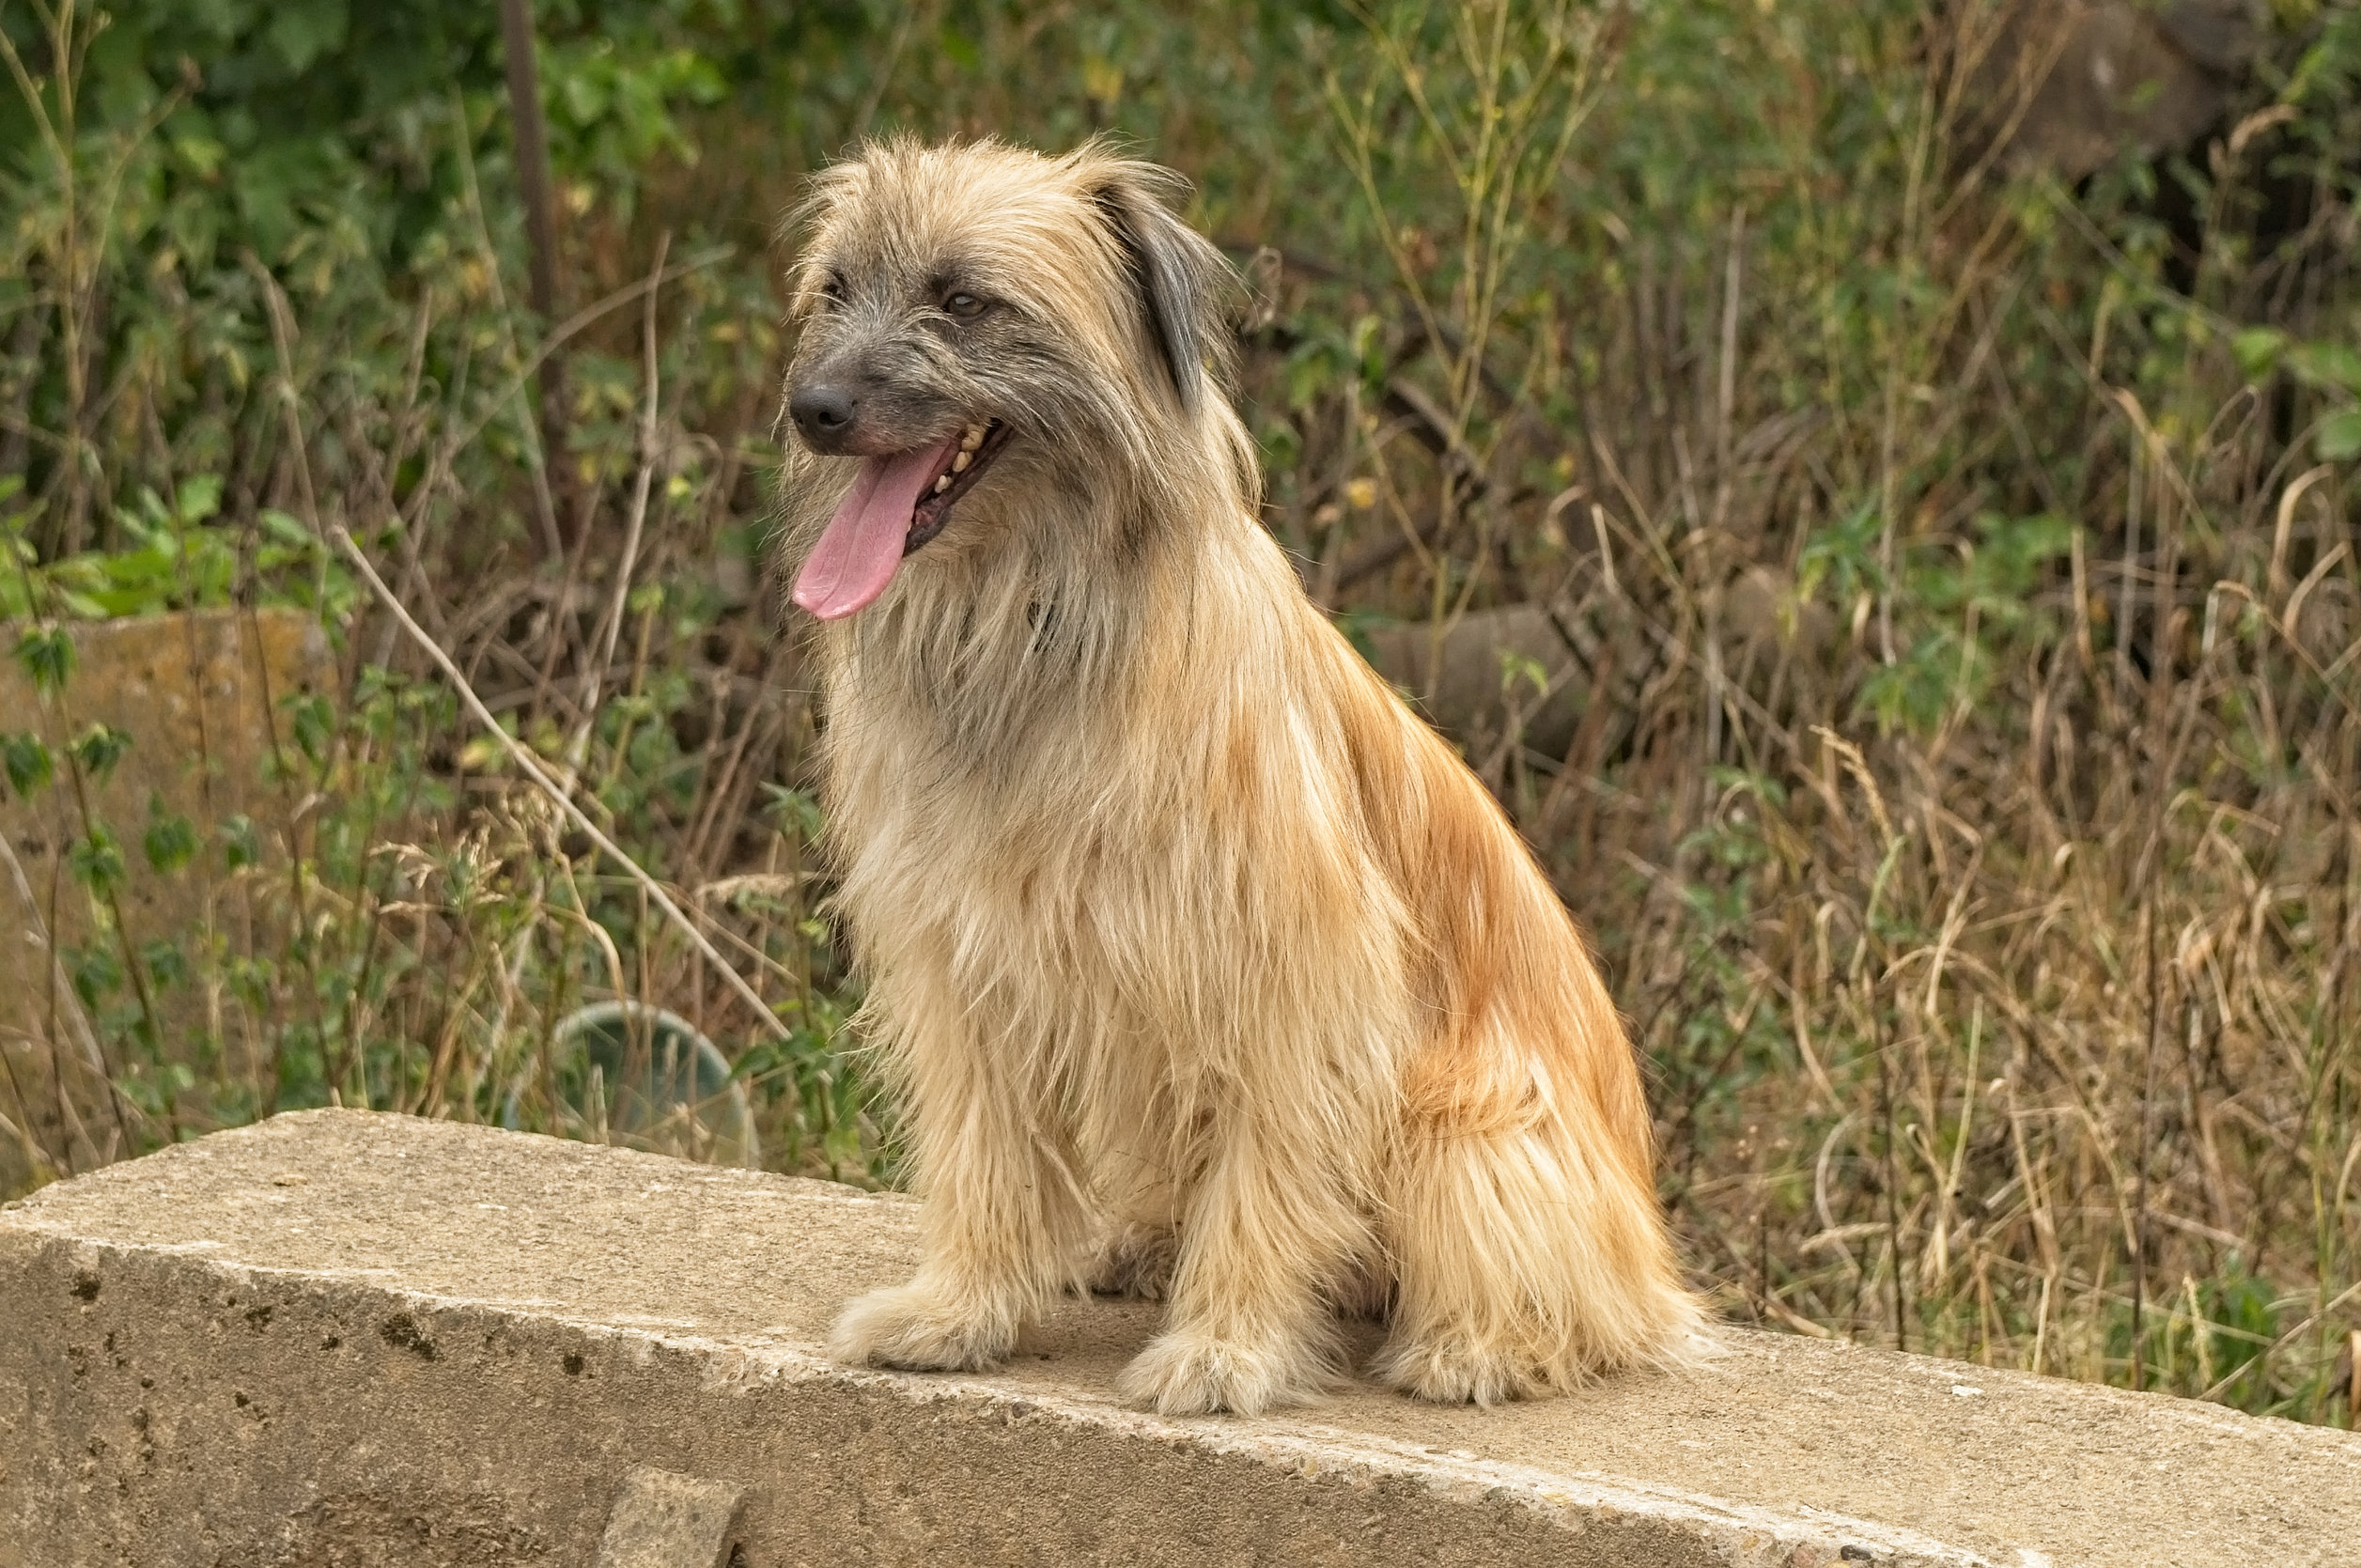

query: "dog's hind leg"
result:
(1374, 1093), (1700, 1405)
(1084, 1161), (1181, 1301)
(828, 978), (1089, 1373)
(1087, 1219), (1180, 1301)
(1083, 1089), (1189, 1301)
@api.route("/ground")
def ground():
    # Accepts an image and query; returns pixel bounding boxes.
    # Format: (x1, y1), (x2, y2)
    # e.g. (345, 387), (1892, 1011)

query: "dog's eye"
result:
(944, 290), (986, 319)
(818, 272), (848, 305)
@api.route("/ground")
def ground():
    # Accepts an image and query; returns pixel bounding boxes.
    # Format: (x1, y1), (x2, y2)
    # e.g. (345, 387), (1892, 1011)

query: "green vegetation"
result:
(3, 0), (2359, 1426)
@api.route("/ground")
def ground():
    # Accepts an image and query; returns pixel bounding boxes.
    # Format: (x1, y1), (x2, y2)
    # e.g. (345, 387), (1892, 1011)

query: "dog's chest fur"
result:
(813, 516), (1413, 1081)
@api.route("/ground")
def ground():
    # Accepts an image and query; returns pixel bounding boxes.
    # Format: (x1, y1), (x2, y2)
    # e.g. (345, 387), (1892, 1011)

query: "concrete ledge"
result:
(2, 1113), (2352, 1567)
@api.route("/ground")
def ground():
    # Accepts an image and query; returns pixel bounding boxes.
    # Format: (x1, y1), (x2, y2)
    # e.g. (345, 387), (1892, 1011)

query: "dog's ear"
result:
(1089, 164), (1235, 415)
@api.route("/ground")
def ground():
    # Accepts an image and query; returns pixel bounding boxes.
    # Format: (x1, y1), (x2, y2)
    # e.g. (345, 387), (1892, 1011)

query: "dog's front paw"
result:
(827, 1281), (1015, 1373)
(1370, 1332), (1546, 1406)
(1087, 1223), (1178, 1301)
(1116, 1326), (1331, 1417)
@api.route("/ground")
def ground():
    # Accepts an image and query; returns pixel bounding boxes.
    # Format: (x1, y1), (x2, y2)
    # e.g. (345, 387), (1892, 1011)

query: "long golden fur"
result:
(776, 136), (1702, 1416)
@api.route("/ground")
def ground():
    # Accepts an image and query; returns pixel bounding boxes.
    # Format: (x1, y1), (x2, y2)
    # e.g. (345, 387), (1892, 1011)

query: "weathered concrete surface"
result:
(2, 1112), (2353, 1568)
(594, 1467), (745, 1568)
(0, 608), (334, 979)
(1, 610), (334, 1189)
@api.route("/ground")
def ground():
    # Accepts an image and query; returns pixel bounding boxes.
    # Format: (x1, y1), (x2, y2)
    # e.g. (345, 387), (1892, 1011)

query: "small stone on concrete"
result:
(593, 1467), (745, 1568)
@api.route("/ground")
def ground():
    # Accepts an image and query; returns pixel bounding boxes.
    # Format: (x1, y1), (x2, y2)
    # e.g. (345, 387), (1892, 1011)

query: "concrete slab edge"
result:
(14, 1225), (1996, 1568)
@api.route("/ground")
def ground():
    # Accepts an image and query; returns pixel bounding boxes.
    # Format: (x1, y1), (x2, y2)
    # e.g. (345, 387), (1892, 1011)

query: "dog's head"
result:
(777, 137), (1237, 620)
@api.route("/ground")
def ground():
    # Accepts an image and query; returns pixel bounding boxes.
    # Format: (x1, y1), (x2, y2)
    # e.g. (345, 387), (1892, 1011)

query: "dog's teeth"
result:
(960, 427), (984, 452)
(933, 474), (952, 493)
(952, 451), (971, 473)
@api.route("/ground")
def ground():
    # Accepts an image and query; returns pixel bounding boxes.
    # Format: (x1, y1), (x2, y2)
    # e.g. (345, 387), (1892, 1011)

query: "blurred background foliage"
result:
(4, 0), (2360, 1426)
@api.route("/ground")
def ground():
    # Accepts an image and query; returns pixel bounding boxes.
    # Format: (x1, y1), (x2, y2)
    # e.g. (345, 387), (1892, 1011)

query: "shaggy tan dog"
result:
(777, 137), (1701, 1416)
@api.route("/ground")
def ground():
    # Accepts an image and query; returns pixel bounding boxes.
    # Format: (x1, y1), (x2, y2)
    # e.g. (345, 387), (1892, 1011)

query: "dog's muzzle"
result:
(790, 420), (1014, 620)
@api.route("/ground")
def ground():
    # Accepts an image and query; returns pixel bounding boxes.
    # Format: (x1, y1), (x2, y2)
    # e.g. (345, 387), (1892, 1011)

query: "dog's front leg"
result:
(828, 990), (1086, 1373)
(1115, 1073), (1374, 1417)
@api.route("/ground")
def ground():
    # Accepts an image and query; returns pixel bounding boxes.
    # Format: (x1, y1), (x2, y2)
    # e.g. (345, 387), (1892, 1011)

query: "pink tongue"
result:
(791, 436), (961, 620)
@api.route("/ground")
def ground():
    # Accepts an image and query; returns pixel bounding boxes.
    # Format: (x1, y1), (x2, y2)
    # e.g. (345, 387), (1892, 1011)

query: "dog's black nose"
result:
(790, 383), (858, 447)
